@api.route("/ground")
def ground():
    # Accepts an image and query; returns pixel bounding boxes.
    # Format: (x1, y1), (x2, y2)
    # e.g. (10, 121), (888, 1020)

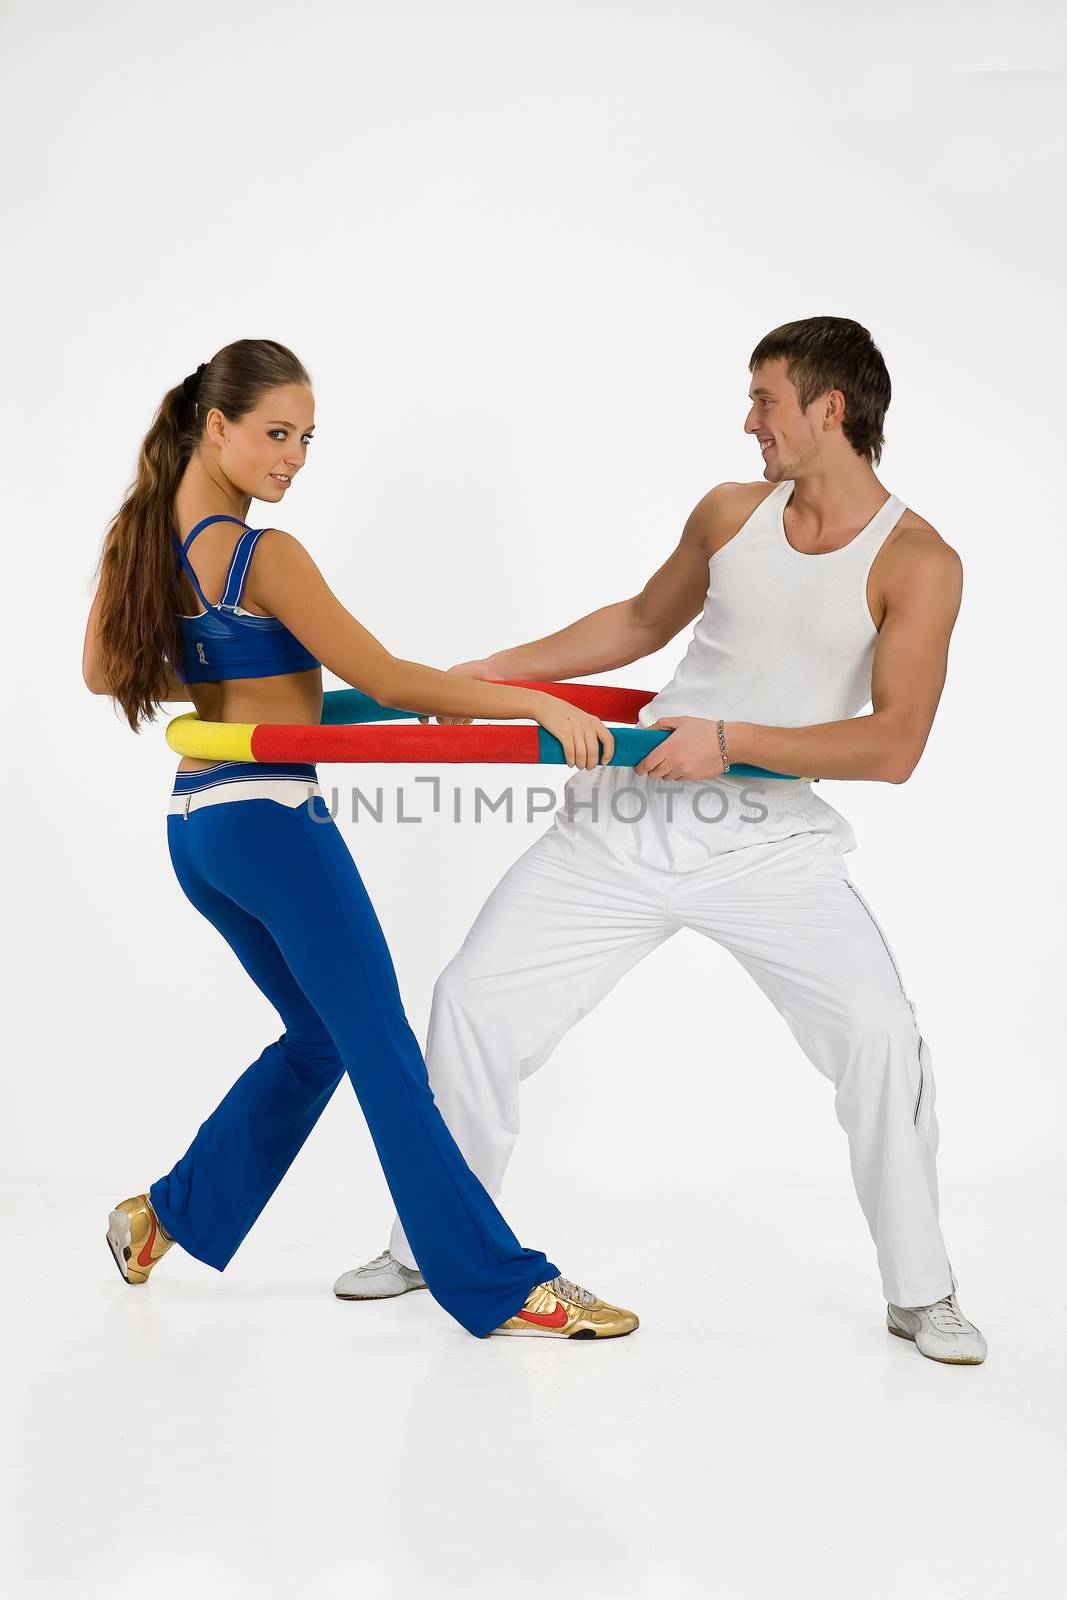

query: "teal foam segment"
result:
(537, 726), (799, 779)
(321, 688), (412, 725)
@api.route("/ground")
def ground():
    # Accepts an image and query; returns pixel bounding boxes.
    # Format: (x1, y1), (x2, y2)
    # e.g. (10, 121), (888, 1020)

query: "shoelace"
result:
(549, 1275), (596, 1308)
(926, 1294), (966, 1332)
(365, 1250), (395, 1270)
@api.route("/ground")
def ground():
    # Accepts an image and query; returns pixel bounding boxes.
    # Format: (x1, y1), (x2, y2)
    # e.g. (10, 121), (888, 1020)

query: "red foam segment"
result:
(499, 681), (654, 725)
(251, 723), (543, 763)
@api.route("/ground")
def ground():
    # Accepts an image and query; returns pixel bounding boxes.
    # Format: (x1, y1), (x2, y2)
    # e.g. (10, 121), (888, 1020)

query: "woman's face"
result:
(205, 383), (316, 503)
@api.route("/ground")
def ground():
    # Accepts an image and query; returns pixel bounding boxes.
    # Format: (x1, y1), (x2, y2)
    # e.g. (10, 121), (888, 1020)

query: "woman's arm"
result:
(249, 530), (554, 723)
(244, 529), (617, 766)
(153, 662), (194, 702)
(81, 584), (107, 692)
(82, 583), (191, 700)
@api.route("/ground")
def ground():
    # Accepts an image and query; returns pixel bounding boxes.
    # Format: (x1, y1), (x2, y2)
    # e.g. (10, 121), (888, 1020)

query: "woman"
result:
(82, 337), (637, 1341)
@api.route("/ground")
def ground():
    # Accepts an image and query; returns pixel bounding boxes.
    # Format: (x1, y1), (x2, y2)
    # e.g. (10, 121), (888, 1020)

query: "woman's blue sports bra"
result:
(173, 515), (321, 685)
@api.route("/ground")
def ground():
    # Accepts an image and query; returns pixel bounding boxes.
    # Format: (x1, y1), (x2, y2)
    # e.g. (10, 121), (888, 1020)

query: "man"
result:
(334, 315), (986, 1364)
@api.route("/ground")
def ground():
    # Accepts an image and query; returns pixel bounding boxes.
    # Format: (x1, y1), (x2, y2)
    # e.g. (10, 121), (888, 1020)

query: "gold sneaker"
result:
(493, 1275), (638, 1339)
(106, 1194), (174, 1285)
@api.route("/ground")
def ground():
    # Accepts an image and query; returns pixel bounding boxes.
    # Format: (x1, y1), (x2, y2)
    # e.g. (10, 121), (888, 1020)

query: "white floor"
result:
(3, 1178), (1064, 1600)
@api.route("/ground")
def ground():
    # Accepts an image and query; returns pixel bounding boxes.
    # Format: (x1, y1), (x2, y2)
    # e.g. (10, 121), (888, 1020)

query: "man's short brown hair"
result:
(749, 316), (892, 466)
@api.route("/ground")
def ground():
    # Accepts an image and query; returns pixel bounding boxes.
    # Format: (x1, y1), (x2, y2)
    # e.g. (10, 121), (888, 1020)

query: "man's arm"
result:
(637, 533), (964, 783)
(456, 489), (728, 682)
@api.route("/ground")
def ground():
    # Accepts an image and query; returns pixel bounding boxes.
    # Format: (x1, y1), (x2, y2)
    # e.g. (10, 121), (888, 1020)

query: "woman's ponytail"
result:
(91, 340), (309, 731)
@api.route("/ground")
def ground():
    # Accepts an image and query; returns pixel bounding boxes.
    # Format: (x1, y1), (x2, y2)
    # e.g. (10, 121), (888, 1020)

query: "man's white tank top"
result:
(637, 479), (908, 788)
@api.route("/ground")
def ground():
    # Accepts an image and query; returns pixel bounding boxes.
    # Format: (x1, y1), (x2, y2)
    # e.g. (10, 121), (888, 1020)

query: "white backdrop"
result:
(4, 5), (1066, 1598)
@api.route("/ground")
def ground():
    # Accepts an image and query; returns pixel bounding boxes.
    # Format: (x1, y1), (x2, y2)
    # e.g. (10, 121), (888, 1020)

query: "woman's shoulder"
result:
(243, 526), (330, 614)
(249, 524), (302, 549)
(246, 526), (313, 567)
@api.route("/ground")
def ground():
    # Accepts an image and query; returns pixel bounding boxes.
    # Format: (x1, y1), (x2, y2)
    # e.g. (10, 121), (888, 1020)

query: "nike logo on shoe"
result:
(137, 1215), (158, 1269)
(517, 1302), (568, 1328)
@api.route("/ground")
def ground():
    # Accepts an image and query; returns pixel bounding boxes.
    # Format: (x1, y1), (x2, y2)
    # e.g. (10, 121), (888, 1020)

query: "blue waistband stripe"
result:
(172, 760), (318, 796)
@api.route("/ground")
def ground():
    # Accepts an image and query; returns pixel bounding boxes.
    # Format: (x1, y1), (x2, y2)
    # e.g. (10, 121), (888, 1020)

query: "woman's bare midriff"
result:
(177, 668), (325, 771)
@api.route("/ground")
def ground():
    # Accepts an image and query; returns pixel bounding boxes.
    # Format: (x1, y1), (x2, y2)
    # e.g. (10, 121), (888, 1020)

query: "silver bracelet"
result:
(716, 719), (730, 774)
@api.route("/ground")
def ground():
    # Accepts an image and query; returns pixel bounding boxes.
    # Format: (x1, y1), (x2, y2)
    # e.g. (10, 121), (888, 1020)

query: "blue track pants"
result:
(149, 761), (558, 1337)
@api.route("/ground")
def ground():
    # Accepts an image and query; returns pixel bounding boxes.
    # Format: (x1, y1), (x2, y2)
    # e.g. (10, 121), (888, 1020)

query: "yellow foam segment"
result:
(165, 713), (256, 762)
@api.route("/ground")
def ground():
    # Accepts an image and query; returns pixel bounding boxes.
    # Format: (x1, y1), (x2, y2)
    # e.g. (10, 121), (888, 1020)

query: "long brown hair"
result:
(92, 338), (311, 730)
(749, 316), (891, 466)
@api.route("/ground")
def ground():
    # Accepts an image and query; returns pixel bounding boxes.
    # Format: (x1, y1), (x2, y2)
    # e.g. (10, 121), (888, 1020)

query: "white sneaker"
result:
(333, 1249), (426, 1300)
(887, 1292), (987, 1364)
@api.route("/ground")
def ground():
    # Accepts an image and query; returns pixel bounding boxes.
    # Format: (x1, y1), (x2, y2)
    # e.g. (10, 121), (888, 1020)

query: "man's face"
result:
(744, 358), (826, 482)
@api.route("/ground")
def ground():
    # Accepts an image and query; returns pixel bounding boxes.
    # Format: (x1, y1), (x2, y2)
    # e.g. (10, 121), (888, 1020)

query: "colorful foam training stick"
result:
(165, 680), (802, 780)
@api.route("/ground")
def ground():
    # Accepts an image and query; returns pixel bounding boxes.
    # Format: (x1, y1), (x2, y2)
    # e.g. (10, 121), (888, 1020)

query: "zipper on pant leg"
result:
(845, 878), (927, 1128)
(843, 879), (907, 996)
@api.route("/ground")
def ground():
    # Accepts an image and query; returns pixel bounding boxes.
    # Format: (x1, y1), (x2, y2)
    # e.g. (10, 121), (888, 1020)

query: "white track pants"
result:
(389, 770), (956, 1308)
